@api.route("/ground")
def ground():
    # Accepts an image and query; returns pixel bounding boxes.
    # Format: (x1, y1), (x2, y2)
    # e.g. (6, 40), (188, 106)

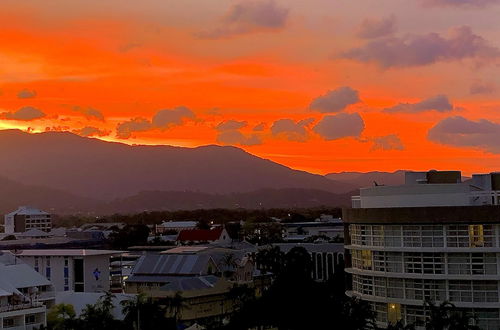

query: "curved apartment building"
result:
(344, 171), (500, 330)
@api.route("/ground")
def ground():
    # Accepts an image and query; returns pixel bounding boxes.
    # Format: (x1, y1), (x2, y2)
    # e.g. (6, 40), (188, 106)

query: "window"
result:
(469, 225), (485, 247)
(388, 303), (402, 324)
(404, 253), (444, 275)
(405, 279), (446, 301)
(25, 315), (36, 325)
(3, 318), (14, 328)
(361, 250), (372, 270)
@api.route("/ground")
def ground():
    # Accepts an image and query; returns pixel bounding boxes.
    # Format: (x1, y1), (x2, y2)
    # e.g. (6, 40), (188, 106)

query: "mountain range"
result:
(0, 130), (405, 214)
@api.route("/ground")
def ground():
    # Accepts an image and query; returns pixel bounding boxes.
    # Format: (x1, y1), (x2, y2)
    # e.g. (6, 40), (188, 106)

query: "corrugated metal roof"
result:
(132, 254), (214, 276)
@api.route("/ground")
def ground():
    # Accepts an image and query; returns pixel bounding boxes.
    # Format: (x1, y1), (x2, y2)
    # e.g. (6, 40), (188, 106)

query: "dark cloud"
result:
(73, 106), (105, 121)
(310, 87), (360, 113)
(197, 0), (289, 39)
(470, 81), (496, 95)
(384, 95), (453, 113)
(152, 106), (195, 129)
(216, 120), (247, 131)
(420, 0), (500, 7)
(342, 26), (500, 68)
(356, 15), (397, 39)
(313, 113), (365, 140)
(428, 116), (500, 153)
(17, 89), (37, 99)
(0, 106), (46, 121)
(216, 130), (262, 146)
(271, 118), (313, 142)
(116, 118), (152, 139)
(371, 134), (404, 151)
(73, 126), (111, 137)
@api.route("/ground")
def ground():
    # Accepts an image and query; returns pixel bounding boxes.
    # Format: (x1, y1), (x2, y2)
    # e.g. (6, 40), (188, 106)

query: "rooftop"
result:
(132, 254), (215, 276)
(8, 249), (123, 257)
(6, 206), (49, 216)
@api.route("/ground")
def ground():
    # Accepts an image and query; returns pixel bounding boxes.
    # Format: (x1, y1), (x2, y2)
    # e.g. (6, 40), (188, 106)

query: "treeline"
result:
(52, 207), (342, 228)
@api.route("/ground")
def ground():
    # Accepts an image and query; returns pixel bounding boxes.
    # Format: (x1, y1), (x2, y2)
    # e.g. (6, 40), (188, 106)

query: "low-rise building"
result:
(156, 221), (197, 234)
(4, 206), (52, 234)
(177, 228), (231, 245)
(13, 249), (122, 293)
(0, 252), (55, 330)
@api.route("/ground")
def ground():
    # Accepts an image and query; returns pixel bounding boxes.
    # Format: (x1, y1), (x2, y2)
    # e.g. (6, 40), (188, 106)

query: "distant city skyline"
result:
(1, 0), (499, 175)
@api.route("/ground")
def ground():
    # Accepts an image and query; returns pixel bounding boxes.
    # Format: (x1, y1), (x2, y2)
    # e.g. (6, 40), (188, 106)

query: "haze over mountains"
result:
(0, 130), (405, 214)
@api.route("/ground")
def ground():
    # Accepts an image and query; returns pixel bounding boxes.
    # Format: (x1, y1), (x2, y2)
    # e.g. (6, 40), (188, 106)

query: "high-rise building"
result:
(344, 171), (500, 330)
(4, 206), (52, 234)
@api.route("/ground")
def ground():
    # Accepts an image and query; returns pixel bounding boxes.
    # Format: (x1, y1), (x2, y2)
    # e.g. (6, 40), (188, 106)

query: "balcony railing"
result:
(0, 302), (43, 313)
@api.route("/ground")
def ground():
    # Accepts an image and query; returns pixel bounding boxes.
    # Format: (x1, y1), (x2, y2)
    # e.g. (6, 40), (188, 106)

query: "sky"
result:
(1, 0), (500, 175)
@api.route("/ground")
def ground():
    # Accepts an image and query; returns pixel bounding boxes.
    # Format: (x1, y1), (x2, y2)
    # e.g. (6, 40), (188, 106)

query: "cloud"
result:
(253, 122), (266, 131)
(197, 0), (289, 39)
(420, 0), (500, 7)
(0, 106), (46, 121)
(73, 126), (111, 137)
(356, 15), (397, 39)
(470, 81), (496, 95)
(73, 106), (105, 121)
(216, 130), (262, 146)
(310, 87), (360, 113)
(216, 120), (247, 131)
(116, 118), (152, 139)
(428, 116), (500, 153)
(313, 113), (365, 140)
(341, 26), (500, 68)
(384, 95), (454, 113)
(271, 118), (314, 142)
(152, 106), (195, 129)
(17, 89), (37, 99)
(371, 134), (404, 151)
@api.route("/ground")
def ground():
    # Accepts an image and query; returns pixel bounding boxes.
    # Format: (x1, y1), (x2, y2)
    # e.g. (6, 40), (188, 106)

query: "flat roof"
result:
(6, 249), (123, 257)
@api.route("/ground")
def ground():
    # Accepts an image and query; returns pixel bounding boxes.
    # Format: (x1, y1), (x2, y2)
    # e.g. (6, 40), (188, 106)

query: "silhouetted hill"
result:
(325, 170), (406, 189)
(0, 130), (353, 201)
(0, 176), (100, 215)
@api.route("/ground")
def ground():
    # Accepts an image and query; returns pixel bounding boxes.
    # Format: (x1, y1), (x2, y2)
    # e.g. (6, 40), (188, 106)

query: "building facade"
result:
(344, 171), (500, 330)
(16, 250), (122, 293)
(4, 206), (52, 234)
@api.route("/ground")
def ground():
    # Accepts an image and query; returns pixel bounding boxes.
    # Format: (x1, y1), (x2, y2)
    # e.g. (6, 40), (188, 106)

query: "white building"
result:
(13, 250), (122, 293)
(345, 170), (500, 329)
(4, 206), (52, 234)
(155, 221), (197, 234)
(0, 252), (55, 330)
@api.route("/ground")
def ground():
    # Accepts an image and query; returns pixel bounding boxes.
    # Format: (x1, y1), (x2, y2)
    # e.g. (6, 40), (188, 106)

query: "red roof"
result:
(177, 228), (224, 242)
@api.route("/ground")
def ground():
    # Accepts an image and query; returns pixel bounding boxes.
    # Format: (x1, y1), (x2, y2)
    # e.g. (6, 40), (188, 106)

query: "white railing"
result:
(0, 302), (43, 313)
(470, 190), (500, 205)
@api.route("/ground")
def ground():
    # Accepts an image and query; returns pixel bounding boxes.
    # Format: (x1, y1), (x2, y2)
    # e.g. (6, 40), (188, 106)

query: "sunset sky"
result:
(1, 0), (500, 175)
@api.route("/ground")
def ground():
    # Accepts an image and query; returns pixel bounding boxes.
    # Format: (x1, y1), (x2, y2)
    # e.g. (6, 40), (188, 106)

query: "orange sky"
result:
(1, 0), (500, 176)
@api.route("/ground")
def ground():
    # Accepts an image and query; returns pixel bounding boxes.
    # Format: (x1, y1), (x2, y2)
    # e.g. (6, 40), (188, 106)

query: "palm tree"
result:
(164, 291), (189, 324)
(424, 300), (479, 330)
(219, 253), (240, 279)
(47, 303), (77, 330)
(341, 297), (376, 330)
(387, 320), (415, 330)
(121, 294), (171, 330)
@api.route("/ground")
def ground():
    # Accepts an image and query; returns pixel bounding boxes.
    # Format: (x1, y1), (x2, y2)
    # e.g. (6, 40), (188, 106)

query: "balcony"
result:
(0, 302), (43, 313)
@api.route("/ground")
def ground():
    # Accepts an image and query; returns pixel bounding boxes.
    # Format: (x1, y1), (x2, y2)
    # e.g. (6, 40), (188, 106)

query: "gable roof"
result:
(132, 254), (216, 276)
(177, 228), (224, 242)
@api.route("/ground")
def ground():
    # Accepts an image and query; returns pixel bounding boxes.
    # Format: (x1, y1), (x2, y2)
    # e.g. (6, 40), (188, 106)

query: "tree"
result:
(108, 224), (150, 249)
(255, 246), (285, 275)
(164, 291), (189, 324)
(387, 320), (415, 330)
(79, 291), (121, 330)
(121, 294), (174, 330)
(47, 303), (77, 330)
(424, 301), (479, 330)
(219, 253), (239, 279)
(341, 297), (376, 330)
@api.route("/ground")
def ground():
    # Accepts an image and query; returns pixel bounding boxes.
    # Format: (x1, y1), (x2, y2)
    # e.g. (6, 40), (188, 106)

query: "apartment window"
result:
(404, 253), (444, 275)
(388, 303), (402, 324)
(403, 225), (444, 248)
(447, 225), (470, 247)
(3, 318), (15, 328)
(384, 226), (402, 247)
(469, 225), (485, 247)
(449, 281), (473, 302)
(25, 315), (37, 325)
(475, 309), (500, 330)
(405, 306), (426, 328)
(387, 278), (404, 298)
(34, 257), (39, 272)
(473, 281), (498, 302)
(361, 250), (373, 270)
(405, 279), (446, 302)
(373, 302), (388, 323)
(373, 277), (386, 297)
(448, 253), (497, 275)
